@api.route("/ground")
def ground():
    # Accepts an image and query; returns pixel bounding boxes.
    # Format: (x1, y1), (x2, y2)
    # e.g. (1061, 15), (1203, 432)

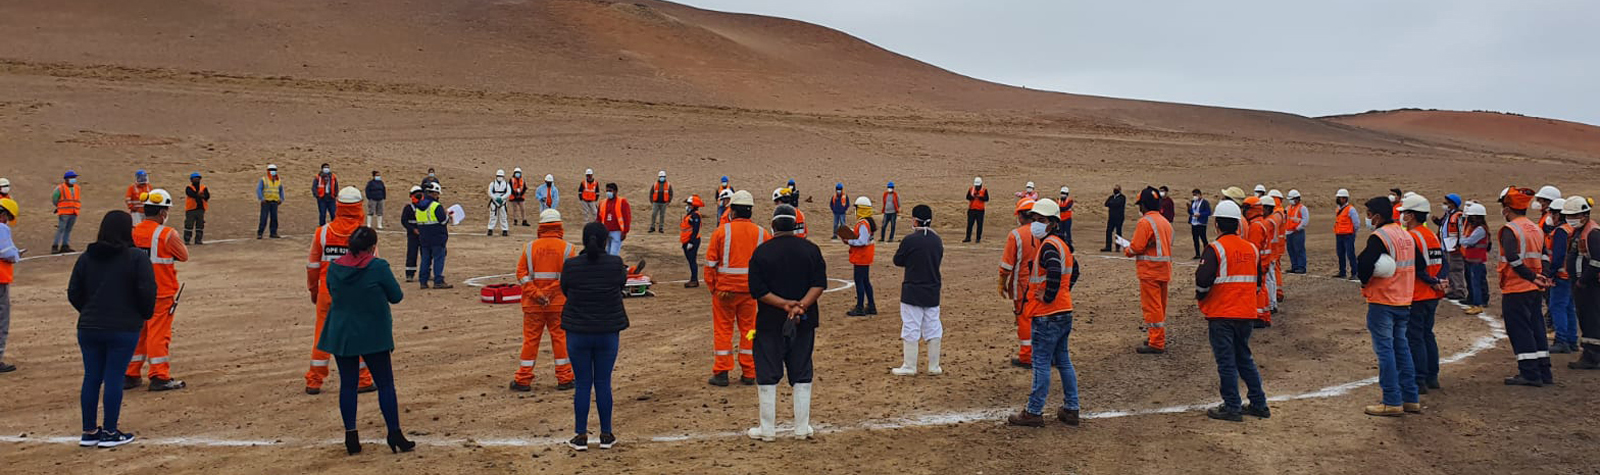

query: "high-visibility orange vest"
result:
(1246, 217), (1273, 272)
(306, 218), (362, 294)
(882, 191), (900, 214)
(55, 183), (81, 216)
(1128, 211), (1173, 281)
(510, 177), (526, 200)
(1061, 198), (1074, 220)
(968, 187), (988, 211)
(0, 223), (13, 284)
(1410, 225), (1445, 301)
(1333, 204), (1355, 235)
(185, 184), (208, 211)
(650, 182), (672, 203)
(1498, 216), (1544, 294)
(830, 193), (847, 210)
(1285, 203), (1305, 233)
(579, 180), (599, 202)
(126, 183), (151, 212)
(1574, 220), (1600, 275)
(1545, 222), (1574, 280)
(1001, 224), (1040, 300)
(1463, 223), (1490, 263)
(705, 219), (768, 292)
(1269, 211), (1287, 258)
(518, 231), (577, 310)
(1363, 223), (1416, 306)
(679, 213), (699, 244)
(718, 207), (731, 226)
(1199, 234), (1259, 320)
(314, 173), (338, 199)
(793, 209), (809, 239)
(1023, 235), (1073, 318)
(133, 221), (184, 298)
(848, 218), (875, 266)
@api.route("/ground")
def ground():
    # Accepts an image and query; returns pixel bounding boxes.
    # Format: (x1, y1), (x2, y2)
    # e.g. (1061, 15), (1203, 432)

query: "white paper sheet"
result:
(446, 204), (465, 225)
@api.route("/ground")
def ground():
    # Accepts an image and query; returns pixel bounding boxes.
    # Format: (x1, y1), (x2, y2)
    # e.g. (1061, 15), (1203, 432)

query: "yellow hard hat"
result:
(0, 198), (17, 220)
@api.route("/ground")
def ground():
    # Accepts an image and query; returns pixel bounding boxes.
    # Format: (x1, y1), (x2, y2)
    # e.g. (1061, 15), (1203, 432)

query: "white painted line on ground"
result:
(463, 274), (855, 294)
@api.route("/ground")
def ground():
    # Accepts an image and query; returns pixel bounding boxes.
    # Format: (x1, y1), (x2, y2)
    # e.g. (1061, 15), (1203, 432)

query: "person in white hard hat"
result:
(1563, 196), (1600, 369)
(1401, 194), (1448, 393)
(1355, 195), (1423, 416)
(1536, 185), (1562, 233)
(1544, 198), (1580, 355)
(126, 188), (191, 392)
(534, 174), (559, 215)
(1459, 202), (1491, 314)
(578, 169), (599, 222)
(1284, 190), (1310, 274)
(257, 164), (284, 239)
(648, 171), (673, 233)
(0, 177), (10, 199)
(1194, 199), (1269, 422)
(400, 185), (425, 282)
(1005, 198), (1082, 428)
(844, 196), (878, 316)
(1253, 185), (1267, 197)
(965, 177), (989, 243)
(1058, 186), (1075, 246)
(487, 170), (513, 237)
(1016, 182), (1038, 201)
(706, 190), (766, 387)
(508, 168), (529, 227)
(303, 186), (376, 394)
(511, 209), (578, 392)
(1333, 188), (1360, 279)
(716, 189), (734, 226)
(415, 182), (454, 289)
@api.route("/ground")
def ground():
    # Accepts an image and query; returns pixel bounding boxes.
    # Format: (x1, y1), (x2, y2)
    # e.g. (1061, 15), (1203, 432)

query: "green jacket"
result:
(317, 256), (404, 357)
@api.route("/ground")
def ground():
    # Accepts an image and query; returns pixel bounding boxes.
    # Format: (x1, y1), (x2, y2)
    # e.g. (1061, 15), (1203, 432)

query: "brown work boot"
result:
(1402, 403), (1422, 414)
(1007, 410), (1045, 427)
(1056, 409), (1080, 426)
(1364, 404), (1403, 417)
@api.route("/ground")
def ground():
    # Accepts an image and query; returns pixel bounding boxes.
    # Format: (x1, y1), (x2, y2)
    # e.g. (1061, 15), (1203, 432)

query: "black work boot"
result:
(707, 372), (730, 387)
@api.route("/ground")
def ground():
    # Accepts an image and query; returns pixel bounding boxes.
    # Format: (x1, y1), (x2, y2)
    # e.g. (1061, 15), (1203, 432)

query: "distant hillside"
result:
(1325, 109), (1600, 159)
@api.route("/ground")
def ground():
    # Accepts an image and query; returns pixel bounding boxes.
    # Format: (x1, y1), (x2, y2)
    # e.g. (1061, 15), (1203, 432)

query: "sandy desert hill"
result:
(1326, 109), (1600, 160)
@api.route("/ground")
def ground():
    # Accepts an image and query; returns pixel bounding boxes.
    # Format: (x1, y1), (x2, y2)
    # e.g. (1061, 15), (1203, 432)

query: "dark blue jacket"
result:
(829, 192), (849, 215)
(365, 179), (386, 202)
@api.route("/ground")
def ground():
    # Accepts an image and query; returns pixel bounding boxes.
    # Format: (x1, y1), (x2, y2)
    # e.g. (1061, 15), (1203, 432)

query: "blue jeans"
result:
(1026, 314), (1079, 415)
(55, 214), (77, 247)
(419, 245), (446, 285)
(1062, 218), (1073, 247)
(1335, 233), (1356, 276)
(1208, 319), (1266, 411)
(1407, 299), (1441, 383)
(607, 231), (623, 256)
(1367, 304), (1418, 405)
(1465, 262), (1489, 306)
(258, 201), (280, 236)
(78, 330), (141, 432)
(1550, 278), (1577, 345)
(317, 198), (336, 226)
(1288, 231), (1307, 272)
(335, 351), (399, 432)
(833, 213), (847, 236)
(568, 332), (620, 435)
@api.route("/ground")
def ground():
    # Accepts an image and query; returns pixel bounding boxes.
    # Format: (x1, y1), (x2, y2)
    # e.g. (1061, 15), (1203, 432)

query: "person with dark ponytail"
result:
(68, 211), (156, 448)
(559, 222), (629, 451)
(319, 226), (412, 454)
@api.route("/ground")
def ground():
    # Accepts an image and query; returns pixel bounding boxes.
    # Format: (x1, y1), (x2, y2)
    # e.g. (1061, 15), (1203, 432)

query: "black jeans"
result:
(1105, 218), (1124, 250)
(335, 351), (399, 432)
(1191, 224), (1208, 257)
(880, 213), (898, 242)
(965, 210), (985, 242)
(183, 209), (205, 243)
(683, 240), (700, 283)
(854, 265), (875, 309)
(1503, 291), (1552, 382)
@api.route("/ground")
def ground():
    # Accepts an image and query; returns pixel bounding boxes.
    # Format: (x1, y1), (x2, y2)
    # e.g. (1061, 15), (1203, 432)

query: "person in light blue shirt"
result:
(0, 199), (20, 373)
(534, 175), (560, 213)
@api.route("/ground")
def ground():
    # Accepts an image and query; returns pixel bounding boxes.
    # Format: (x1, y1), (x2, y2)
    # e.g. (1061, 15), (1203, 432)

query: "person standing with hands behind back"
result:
(560, 222), (630, 451)
(68, 211), (156, 448)
(318, 227), (413, 455)
(746, 204), (827, 441)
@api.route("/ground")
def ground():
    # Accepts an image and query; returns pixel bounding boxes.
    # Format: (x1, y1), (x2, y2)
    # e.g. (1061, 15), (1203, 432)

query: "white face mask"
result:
(68, 178), (78, 185)
(374, 176), (381, 181)
(1388, 194), (1397, 202)
(428, 172), (436, 177)
(269, 171), (278, 177)
(322, 168), (331, 174)
(1160, 191), (1167, 197)
(514, 173), (521, 178)
(0, 186), (8, 194)
(658, 177), (666, 182)
(1365, 216), (1374, 228)
(606, 191), (615, 199)
(1030, 221), (1048, 239)
(1567, 218), (1582, 228)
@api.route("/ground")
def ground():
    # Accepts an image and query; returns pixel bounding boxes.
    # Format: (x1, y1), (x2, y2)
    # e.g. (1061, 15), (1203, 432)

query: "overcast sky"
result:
(680, 0), (1597, 125)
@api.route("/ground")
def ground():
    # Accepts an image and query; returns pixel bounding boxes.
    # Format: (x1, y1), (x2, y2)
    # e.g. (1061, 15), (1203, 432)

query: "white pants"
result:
(1265, 261), (1279, 311)
(580, 201), (598, 222)
(487, 204), (509, 231)
(899, 304), (942, 341)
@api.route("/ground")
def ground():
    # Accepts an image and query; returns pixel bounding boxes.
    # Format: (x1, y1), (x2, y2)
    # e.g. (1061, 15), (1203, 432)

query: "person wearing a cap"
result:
(1126, 187), (1174, 354)
(1194, 199), (1270, 422)
(1332, 188), (1360, 279)
(1001, 197), (1040, 367)
(0, 197), (19, 373)
(535, 174), (560, 216)
(125, 170), (152, 225)
(705, 190), (767, 387)
(365, 170), (386, 230)
(744, 203), (826, 442)
(183, 173), (210, 245)
(52, 170), (83, 254)
(880, 182), (900, 242)
(578, 169), (600, 222)
(646, 171), (673, 234)
(400, 186), (424, 283)
(125, 188), (190, 392)
(1460, 202), (1491, 315)
(965, 177), (990, 243)
(511, 209), (579, 392)
(1401, 194), (1448, 393)
(1562, 195), (1600, 370)
(681, 195), (705, 288)
(1006, 198), (1082, 428)
(1495, 186), (1555, 387)
(597, 183), (630, 256)
(1059, 186), (1075, 246)
(257, 164), (284, 239)
(304, 186), (376, 394)
(843, 196), (879, 316)
(1100, 185), (1126, 252)
(1544, 198), (1581, 355)
(1284, 190), (1310, 274)
(415, 182), (454, 290)
(508, 168), (529, 227)
(1355, 195), (1424, 416)
(889, 205), (943, 376)
(829, 183), (849, 241)
(487, 170), (513, 237)
(1187, 189), (1212, 260)
(313, 163), (339, 226)
(1434, 194), (1467, 299)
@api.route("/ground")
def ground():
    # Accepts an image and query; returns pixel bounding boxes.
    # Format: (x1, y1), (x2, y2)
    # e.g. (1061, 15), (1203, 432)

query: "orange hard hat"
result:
(1243, 196), (1261, 208)
(1499, 186), (1533, 211)
(686, 194), (705, 208)
(1015, 198), (1036, 215)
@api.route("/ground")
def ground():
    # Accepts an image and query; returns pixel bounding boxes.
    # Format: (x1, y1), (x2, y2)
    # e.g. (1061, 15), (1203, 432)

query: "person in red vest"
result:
(1194, 200), (1269, 422)
(648, 171), (674, 233)
(965, 177), (989, 243)
(597, 183), (631, 256)
(313, 164), (339, 226)
(880, 182), (900, 242)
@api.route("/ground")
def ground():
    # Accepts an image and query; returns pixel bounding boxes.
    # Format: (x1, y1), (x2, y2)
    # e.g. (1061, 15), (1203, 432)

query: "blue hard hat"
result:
(787, 179), (795, 185)
(835, 183), (843, 189)
(721, 176), (729, 182)
(136, 169), (147, 176)
(887, 181), (895, 188)
(1445, 193), (1462, 207)
(64, 170), (78, 179)
(190, 172), (202, 179)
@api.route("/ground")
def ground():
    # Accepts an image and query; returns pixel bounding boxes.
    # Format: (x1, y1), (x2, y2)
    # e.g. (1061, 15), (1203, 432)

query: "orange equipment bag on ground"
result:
(480, 284), (521, 304)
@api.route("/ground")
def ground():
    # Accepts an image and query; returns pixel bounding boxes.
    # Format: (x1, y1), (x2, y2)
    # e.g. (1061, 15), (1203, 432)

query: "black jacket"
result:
(1104, 193), (1126, 220)
(67, 243), (157, 332)
(892, 228), (943, 307)
(560, 254), (630, 334)
(365, 179), (387, 201)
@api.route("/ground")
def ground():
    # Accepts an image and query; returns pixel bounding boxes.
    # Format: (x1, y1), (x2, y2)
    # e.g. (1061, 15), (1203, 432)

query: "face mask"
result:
(606, 192), (615, 199)
(0, 187), (8, 194)
(322, 168), (331, 174)
(1030, 221), (1048, 239)
(514, 173), (521, 178)
(1160, 191), (1167, 197)
(269, 171), (277, 177)
(1388, 194), (1397, 202)
(374, 176), (381, 181)
(68, 178), (78, 185)
(1568, 219), (1583, 228)
(1365, 217), (1374, 228)
(685, 206), (693, 214)
(1194, 195), (1201, 201)
(428, 172), (436, 177)
(659, 177), (666, 182)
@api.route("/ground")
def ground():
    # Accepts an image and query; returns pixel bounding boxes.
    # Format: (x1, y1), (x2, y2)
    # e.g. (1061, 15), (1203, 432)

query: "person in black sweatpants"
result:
(400, 187), (422, 282)
(682, 198), (703, 288)
(745, 204), (826, 441)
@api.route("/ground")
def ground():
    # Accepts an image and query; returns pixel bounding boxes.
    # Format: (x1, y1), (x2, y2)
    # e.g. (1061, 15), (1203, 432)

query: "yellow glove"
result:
(745, 329), (757, 341)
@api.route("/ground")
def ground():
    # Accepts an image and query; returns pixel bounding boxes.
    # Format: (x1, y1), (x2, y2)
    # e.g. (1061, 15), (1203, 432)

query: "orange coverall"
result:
(514, 223), (578, 386)
(125, 220), (188, 381)
(1124, 211), (1174, 350)
(705, 218), (768, 377)
(305, 202), (374, 390)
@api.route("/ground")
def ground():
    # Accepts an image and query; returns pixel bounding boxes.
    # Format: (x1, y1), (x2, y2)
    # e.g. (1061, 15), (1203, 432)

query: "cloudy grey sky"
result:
(680, 0), (1597, 125)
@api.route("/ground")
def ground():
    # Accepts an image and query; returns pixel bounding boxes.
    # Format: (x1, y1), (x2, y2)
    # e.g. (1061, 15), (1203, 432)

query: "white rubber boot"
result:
(365, 215), (372, 227)
(927, 338), (943, 375)
(746, 385), (777, 442)
(890, 339), (918, 375)
(377, 216), (384, 230)
(792, 383), (814, 439)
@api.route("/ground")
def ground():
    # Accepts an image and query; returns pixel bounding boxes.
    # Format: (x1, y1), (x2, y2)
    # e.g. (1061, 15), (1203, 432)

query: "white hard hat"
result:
(1373, 253), (1398, 279)
(1287, 189), (1301, 199)
(1335, 188), (1350, 198)
(1400, 194), (1430, 213)
(1464, 202), (1488, 217)
(1213, 200), (1243, 220)
(1550, 199), (1567, 215)
(544, 174), (554, 182)
(1060, 186), (1070, 194)
(1536, 185), (1562, 201)
(973, 177), (983, 186)
(730, 190), (755, 207)
(267, 164), (278, 170)
(658, 170), (667, 178)
(1031, 198), (1061, 218)
(426, 182), (442, 193)
(409, 185), (422, 194)
(1025, 181), (1035, 189)
(772, 188), (789, 202)
(854, 196), (872, 207)
(1268, 189), (1283, 199)
(539, 209), (562, 224)
(496, 169), (506, 177)
(0, 178), (9, 187)
(337, 186), (363, 204)
(1562, 196), (1591, 215)
(1261, 196), (1277, 208)
(142, 189), (173, 207)
(513, 167), (522, 174)
(585, 168), (594, 175)
(1254, 184), (1266, 193)
(718, 189), (733, 200)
